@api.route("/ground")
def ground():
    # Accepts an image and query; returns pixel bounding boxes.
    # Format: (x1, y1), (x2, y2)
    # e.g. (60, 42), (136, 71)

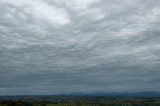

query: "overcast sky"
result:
(0, 0), (160, 95)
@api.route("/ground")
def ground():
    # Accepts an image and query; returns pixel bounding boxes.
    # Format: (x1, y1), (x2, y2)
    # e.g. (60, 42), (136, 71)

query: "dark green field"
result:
(1, 96), (160, 106)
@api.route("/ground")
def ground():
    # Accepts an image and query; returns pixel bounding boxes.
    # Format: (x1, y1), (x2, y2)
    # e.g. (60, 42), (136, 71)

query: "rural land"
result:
(1, 92), (160, 106)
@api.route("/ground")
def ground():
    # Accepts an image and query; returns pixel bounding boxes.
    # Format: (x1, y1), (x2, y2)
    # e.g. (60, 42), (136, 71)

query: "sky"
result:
(0, 0), (160, 95)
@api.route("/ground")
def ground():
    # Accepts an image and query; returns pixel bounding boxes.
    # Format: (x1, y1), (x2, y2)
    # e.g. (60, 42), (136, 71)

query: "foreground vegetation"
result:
(1, 96), (160, 106)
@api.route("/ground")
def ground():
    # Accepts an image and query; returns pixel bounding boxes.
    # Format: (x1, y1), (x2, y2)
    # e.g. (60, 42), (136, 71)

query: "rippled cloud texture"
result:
(0, 0), (160, 95)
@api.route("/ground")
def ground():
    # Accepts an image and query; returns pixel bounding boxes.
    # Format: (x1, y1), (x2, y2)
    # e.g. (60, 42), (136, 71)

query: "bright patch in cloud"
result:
(0, 0), (70, 25)
(65, 0), (100, 10)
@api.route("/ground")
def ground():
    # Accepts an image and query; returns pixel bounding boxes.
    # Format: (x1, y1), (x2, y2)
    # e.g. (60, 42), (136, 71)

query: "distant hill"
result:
(0, 91), (160, 102)
(69, 91), (160, 98)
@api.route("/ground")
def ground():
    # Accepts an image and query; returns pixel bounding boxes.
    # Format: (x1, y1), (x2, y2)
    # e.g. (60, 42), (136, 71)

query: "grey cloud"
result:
(0, 0), (160, 95)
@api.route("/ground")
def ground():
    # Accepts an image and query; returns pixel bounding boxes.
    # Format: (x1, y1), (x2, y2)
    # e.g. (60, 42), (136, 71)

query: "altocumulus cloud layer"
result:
(0, 0), (160, 95)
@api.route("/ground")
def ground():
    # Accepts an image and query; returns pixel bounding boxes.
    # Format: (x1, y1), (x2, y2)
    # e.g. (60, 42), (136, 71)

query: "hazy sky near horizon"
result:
(0, 0), (160, 95)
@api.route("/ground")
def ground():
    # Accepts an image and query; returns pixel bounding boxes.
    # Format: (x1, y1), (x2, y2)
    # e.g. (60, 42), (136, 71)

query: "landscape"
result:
(1, 0), (160, 105)
(1, 92), (160, 106)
